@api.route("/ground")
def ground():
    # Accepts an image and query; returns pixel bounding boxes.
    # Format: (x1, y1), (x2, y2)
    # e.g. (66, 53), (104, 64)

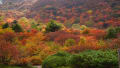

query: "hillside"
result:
(0, 0), (37, 10)
(0, 0), (120, 28)
(0, 0), (120, 68)
(27, 0), (120, 27)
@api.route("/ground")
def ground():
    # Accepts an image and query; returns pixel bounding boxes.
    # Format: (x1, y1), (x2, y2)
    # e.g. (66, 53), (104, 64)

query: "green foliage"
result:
(69, 50), (118, 68)
(12, 24), (23, 32)
(106, 27), (117, 39)
(2, 23), (9, 29)
(64, 39), (76, 46)
(31, 23), (37, 29)
(53, 51), (71, 57)
(81, 28), (90, 34)
(74, 18), (80, 24)
(115, 27), (120, 33)
(64, 22), (72, 28)
(80, 25), (87, 30)
(0, 16), (5, 23)
(43, 50), (118, 68)
(45, 20), (62, 33)
(12, 20), (23, 32)
(72, 24), (81, 30)
(42, 51), (70, 68)
(85, 19), (94, 27)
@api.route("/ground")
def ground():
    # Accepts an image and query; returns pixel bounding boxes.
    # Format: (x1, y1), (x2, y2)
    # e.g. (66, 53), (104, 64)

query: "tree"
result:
(12, 20), (23, 32)
(12, 24), (23, 32)
(106, 27), (117, 39)
(74, 18), (80, 24)
(2, 23), (9, 29)
(115, 27), (120, 33)
(64, 39), (76, 46)
(45, 20), (62, 33)
(72, 24), (81, 30)
(0, 39), (19, 64)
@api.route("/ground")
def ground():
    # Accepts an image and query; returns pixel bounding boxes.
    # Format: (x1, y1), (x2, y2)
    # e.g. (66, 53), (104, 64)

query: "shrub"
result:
(2, 23), (9, 29)
(106, 27), (117, 39)
(55, 33), (80, 45)
(30, 56), (42, 65)
(64, 39), (76, 46)
(45, 20), (62, 33)
(47, 30), (79, 45)
(43, 50), (118, 68)
(115, 27), (120, 33)
(42, 51), (70, 68)
(12, 23), (23, 32)
(69, 50), (118, 68)
(72, 24), (81, 30)
(81, 28), (90, 34)
(80, 25), (87, 30)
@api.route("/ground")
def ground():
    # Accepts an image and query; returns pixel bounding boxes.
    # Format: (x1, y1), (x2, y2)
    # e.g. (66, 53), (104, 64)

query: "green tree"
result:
(106, 27), (117, 39)
(72, 24), (81, 30)
(45, 20), (62, 33)
(85, 19), (94, 27)
(0, 16), (4, 23)
(74, 18), (80, 24)
(64, 39), (76, 46)
(64, 21), (72, 28)
(12, 20), (23, 32)
(42, 51), (70, 68)
(2, 23), (9, 29)
(115, 27), (120, 33)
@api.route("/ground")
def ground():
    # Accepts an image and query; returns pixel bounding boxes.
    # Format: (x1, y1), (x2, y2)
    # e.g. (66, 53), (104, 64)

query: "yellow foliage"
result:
(87, 10), (93, 14)
(79, 36), (86, 46)
(0, 27), (14, 34)
(26, 32), (45, 46)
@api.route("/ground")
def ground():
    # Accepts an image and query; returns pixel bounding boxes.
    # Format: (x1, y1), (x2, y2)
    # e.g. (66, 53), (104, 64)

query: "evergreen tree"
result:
(45, 20), (62, 33)
(12, 20), (23, 32)
(2, 23), (9, 29)
(106, 27), (117, 39)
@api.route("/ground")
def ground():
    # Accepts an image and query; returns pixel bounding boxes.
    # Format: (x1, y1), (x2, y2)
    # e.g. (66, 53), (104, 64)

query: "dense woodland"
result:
(0, 0), (120, 68)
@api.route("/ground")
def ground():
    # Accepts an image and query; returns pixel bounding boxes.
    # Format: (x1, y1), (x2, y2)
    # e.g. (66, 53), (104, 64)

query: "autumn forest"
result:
(0, 0), (120, 68)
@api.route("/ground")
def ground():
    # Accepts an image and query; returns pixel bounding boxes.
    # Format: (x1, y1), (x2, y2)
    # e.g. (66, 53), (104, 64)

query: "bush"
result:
(12, 23), (23, 32)
(2, 23), (9, 29)
(72, 24), (81, 30)
(64, 39), (76, 46)
(42, 50), (118, 68)
(106, 27), (117, 39)
(42, 51), (70, 68)
(69, 50), (118, 68)
(45, 20), (62, 33)
(115, 27), (120, 33)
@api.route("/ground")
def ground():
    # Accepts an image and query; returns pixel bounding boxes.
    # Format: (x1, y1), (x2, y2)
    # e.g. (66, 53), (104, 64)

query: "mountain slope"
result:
(28, 0), (120, 23)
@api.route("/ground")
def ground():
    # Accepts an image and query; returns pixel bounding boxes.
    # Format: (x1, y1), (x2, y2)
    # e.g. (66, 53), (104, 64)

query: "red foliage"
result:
(47, 30), (80, 45)
(17, 31), (37, 45)
(0, 40), (19, 64)
(89, 29), (106, 39)
(65, 44), (103, 53)
(2, 32), (16, 42)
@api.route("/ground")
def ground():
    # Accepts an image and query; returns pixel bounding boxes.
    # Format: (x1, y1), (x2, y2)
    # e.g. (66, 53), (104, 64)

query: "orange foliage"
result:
(89, 29), (106, 39)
